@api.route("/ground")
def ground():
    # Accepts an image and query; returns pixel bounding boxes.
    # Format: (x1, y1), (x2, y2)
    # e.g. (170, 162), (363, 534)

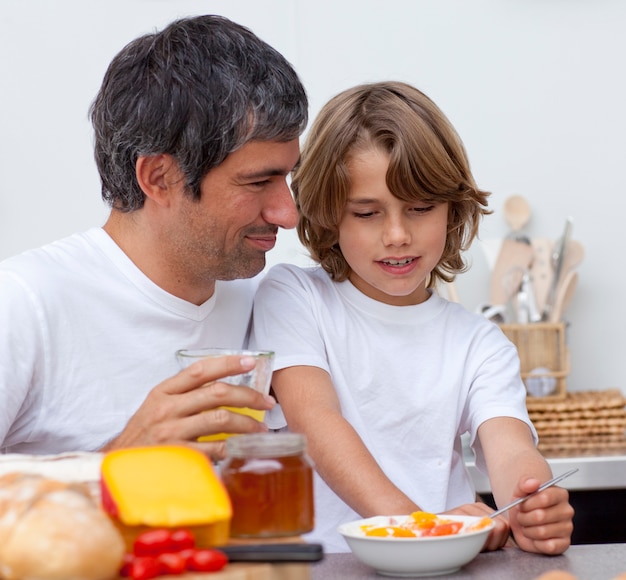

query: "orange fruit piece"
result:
(468, 517), (493, 531)
(409, 511), (438, 529)
(363, 526), (416, 538)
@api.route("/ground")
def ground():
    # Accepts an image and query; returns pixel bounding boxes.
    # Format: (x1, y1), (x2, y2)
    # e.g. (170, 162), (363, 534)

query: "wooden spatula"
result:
(489, 239), (534, 306)
(531, 238), (584, 315)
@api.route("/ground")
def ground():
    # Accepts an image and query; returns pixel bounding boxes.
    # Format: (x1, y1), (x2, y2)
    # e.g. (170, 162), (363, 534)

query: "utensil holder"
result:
(499, 322), (569, 399)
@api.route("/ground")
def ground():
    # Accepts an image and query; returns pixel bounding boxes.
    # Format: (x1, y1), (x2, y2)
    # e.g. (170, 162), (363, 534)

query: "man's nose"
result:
(263, 181), (299, 229)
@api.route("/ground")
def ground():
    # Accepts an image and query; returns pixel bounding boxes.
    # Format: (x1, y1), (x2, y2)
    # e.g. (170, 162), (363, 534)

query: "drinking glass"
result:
(175, 348), (274, 441)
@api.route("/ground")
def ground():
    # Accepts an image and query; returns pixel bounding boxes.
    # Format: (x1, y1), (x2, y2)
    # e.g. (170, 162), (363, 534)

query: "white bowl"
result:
(338, 514), (495, 577)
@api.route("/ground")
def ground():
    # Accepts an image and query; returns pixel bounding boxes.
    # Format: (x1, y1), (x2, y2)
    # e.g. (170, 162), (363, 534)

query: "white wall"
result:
(1, 0), (624, 395)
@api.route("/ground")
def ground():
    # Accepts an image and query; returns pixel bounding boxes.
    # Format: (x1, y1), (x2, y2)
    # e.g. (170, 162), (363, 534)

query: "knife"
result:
(219, 542), (324, 562)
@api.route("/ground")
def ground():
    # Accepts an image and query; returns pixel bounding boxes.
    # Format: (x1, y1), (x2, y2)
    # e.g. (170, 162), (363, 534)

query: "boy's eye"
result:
(410, 205), (434, 213)
(354, 211), (376, 219)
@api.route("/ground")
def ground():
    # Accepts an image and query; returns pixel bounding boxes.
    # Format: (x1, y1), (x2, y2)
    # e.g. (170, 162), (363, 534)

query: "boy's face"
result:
(338, 147), (448, 306)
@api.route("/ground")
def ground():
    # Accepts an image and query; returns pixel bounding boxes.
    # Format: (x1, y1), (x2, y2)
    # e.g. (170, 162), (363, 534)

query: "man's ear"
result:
(135, 154), (181, 207)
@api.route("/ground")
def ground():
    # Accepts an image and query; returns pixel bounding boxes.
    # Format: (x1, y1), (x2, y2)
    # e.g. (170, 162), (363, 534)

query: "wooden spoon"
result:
(503, 195), (531, 235)
(550, 270), (578, 322)
(490, 195), (533, 308)
(558, 239), (584, 286)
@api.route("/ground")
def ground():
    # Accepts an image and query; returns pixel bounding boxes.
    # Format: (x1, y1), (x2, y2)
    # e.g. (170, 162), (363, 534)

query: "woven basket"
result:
(499, 322), (569, 399)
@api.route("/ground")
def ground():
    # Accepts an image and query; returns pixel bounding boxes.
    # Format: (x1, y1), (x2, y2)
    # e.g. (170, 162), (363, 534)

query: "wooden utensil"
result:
(557, 239), (584, 287)
(503, 194), (531, 240)
(529, 237), (552, 314)
(530, 238), (583, 315)
(550, 270), (578, 322)
(489, 239), (534, 306)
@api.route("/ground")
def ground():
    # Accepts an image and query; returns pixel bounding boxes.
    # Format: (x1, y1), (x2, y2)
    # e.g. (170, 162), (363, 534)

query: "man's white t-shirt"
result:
(250, 263), (536, 553)
(0, 228), (257, 454)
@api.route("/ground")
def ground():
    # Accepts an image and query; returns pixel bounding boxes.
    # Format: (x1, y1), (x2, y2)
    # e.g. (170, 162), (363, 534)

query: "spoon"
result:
(489, 468), (579, 518)
(558, 239), (584, 286)
(550, 270), (578, 323)
(503, 195), (532, 237)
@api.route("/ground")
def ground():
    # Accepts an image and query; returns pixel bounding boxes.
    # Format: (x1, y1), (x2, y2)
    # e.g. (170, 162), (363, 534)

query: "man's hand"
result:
(100, 354), (276, 461)
(507, 477), (574, 555)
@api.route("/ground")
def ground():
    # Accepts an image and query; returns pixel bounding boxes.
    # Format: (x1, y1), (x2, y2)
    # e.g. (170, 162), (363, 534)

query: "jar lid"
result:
(225, 433), (307, 458)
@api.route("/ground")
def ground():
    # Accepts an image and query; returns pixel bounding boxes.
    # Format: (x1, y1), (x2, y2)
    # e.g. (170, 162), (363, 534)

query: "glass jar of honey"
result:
(220, 433), (314, 538)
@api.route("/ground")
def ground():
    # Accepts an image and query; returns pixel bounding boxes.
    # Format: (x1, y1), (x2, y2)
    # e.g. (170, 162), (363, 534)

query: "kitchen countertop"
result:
(464, 445), (626, 494)
(311, 544), (626, 579)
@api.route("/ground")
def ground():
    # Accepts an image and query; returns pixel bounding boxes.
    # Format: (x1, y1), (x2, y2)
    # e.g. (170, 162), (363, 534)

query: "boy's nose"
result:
(382, 216), (412, 246)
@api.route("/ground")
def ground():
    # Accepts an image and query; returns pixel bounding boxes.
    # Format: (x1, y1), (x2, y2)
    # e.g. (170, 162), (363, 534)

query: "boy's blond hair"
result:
(292, 81), (490, 285)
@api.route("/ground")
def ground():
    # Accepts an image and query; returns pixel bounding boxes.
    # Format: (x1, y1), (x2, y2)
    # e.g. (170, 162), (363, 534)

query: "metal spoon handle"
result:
(490, 468), (579, 518)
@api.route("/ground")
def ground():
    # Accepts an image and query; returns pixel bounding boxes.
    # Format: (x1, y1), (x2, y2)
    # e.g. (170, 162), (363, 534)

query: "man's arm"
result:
(101, 355), (275, 461)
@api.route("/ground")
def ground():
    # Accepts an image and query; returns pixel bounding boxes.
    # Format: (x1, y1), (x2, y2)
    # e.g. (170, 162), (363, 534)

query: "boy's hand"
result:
(446, 502), (512, 551)
(508, 477), (574, 555)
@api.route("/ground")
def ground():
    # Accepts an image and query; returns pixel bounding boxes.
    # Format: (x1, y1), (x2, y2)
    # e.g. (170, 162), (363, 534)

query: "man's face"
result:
(167, 138), (300, 286)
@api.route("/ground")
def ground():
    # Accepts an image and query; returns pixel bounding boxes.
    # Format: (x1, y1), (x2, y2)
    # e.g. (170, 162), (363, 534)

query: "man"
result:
(0, 15), (308, 459)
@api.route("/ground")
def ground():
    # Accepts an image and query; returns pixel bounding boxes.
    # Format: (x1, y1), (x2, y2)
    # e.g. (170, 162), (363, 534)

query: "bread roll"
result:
(534, 572), (578, 580)
(0, 473), (124, 580)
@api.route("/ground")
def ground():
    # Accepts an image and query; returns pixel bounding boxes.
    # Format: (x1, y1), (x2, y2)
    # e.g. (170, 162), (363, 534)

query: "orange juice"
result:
(174, 348), (274, 442)
(198, 407), (265, 442)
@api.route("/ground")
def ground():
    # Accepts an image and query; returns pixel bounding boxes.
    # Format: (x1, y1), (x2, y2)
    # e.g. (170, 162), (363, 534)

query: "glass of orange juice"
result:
(175, 348), (274, 441)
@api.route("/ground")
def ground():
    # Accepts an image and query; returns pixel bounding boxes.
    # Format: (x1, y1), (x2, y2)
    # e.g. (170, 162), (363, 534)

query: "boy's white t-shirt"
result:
(0, 228), (257, 454)
(250, 263), (535, 553)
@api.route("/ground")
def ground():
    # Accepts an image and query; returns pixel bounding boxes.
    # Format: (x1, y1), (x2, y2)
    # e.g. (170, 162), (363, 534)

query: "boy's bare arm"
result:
(478, 417), (574, 554)
(272, 365), (419, 517)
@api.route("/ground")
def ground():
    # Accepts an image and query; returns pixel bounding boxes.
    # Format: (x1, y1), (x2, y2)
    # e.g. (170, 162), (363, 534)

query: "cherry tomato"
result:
(129, 556), (162, 580)
(178, 548), (195, 566)
(119, 553), (135, 577)
(169, 528), (196, 551)
(133, 528), (173, 556)
(157, 552), (187, 575)
(424, 521), (464, 537)
(187, 548), (229, 572)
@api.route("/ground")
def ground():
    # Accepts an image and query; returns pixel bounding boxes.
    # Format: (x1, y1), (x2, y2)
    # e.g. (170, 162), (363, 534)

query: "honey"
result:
(220, 433), (314, 538)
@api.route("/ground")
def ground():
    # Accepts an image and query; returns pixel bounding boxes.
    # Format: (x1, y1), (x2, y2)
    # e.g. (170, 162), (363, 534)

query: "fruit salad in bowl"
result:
(338, 511), (495, 577)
